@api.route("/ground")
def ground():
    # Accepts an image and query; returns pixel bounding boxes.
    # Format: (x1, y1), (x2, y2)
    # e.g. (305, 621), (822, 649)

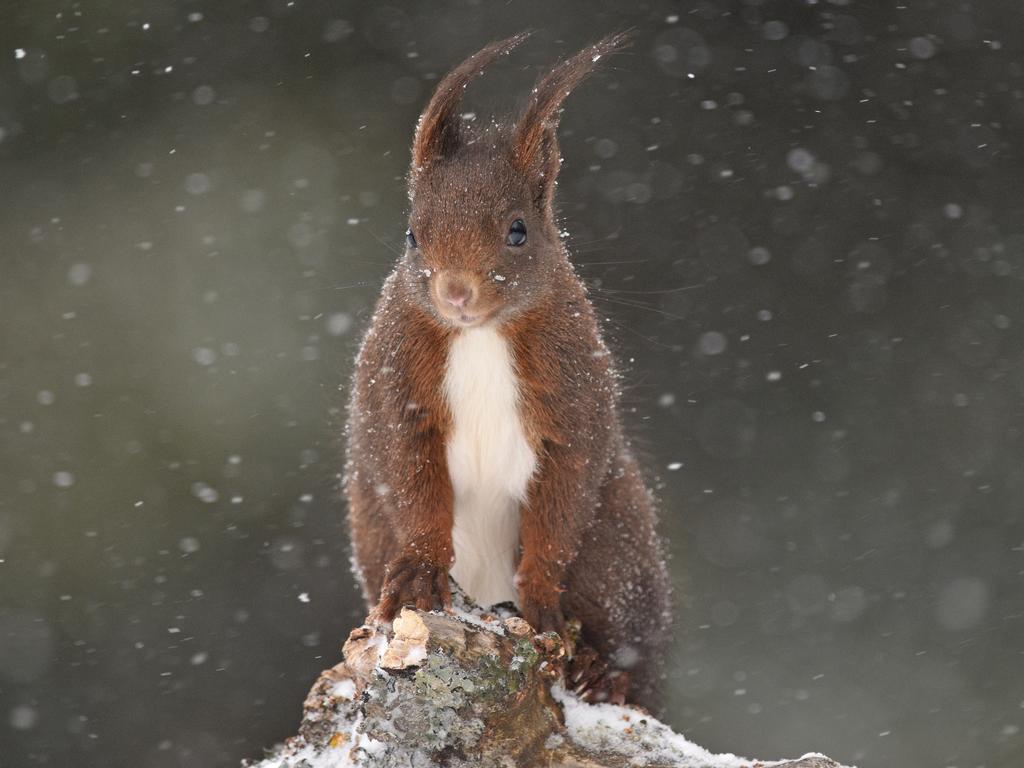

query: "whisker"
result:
(297, 279), (379, 294)
(565, 234), (621, 247)
(576, 257), (654, 267)
(363, 225), (405, 259)
(590, 293), (690, 322)
(597, 282), (705, 296)
(597, 312), (679, 350)
(566, 242), (620, 255)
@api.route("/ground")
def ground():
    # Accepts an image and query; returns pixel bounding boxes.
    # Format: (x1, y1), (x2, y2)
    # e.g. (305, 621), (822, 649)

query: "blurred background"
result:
(2, 1), (1023, 766)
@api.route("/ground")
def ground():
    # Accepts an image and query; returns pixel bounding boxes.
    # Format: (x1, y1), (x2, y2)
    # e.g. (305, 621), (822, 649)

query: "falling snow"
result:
(2, 5), (1022, 768)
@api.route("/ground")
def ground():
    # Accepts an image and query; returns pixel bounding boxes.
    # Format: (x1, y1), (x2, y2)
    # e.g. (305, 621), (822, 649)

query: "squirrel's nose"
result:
(441, 276), (475, 309)
(445, 291), (469, 309)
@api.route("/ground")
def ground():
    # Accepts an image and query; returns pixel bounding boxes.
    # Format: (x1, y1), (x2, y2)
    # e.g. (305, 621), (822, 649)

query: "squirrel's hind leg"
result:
(562, 449), (672, 712)
(346, 479), (401, 612)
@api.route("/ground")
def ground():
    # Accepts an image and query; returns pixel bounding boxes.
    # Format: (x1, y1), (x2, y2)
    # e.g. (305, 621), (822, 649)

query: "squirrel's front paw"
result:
(516, 562), (568, 642)
(520, 598), (567, 639)
(374, 552), (452, 621)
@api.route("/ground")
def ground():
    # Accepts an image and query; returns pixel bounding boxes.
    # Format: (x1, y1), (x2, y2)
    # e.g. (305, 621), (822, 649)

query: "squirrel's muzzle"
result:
(438, 273), (475, 309)
(432, 271), (489, 326)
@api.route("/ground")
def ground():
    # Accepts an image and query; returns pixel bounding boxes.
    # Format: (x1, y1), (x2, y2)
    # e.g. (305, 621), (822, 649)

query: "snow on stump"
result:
(246, 595), (848, 768)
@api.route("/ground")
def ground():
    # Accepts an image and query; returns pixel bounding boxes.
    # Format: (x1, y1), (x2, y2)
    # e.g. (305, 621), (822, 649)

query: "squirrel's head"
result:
(401, 32), (629, 328)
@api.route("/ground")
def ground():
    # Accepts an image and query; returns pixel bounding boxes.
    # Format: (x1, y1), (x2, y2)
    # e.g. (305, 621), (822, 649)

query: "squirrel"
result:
(344, 33), (671, 708)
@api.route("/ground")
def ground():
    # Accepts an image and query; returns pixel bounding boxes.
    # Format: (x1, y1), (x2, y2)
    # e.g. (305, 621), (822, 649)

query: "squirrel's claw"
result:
(568, 643), (630, 706)
(375, 553), (451, 621)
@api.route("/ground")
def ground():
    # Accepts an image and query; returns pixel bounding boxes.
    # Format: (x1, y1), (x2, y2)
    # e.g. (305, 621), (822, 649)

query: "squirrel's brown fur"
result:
(344, 33), (671, 708)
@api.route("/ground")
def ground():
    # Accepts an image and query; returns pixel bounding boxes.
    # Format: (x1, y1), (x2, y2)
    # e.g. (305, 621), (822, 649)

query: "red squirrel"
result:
(344, 33), (671, 707)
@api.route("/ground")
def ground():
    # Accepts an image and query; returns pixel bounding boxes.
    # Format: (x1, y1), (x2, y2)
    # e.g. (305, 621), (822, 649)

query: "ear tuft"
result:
(411, 32), (531, 175)
(512, 31), (632, 197)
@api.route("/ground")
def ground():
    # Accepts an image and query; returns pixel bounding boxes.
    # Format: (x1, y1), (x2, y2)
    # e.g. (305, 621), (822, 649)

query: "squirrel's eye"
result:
(406, 229), (417, 250)
(506, 219), (527, 247)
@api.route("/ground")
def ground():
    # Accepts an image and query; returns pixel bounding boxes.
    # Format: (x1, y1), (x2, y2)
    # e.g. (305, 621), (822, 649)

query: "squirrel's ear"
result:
(512, 33), (631, 209)
(411, 33), (530, 177)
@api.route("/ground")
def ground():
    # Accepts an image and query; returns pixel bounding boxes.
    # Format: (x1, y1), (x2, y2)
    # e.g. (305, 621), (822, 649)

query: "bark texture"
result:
(247, 598), (849, 768)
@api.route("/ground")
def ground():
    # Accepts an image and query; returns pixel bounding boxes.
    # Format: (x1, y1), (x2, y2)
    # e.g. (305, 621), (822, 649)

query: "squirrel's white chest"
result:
(443, 326), (536, 607)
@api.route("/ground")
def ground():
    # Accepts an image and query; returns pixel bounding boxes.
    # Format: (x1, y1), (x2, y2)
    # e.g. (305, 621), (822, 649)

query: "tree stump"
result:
(247, 595), (849, 768)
